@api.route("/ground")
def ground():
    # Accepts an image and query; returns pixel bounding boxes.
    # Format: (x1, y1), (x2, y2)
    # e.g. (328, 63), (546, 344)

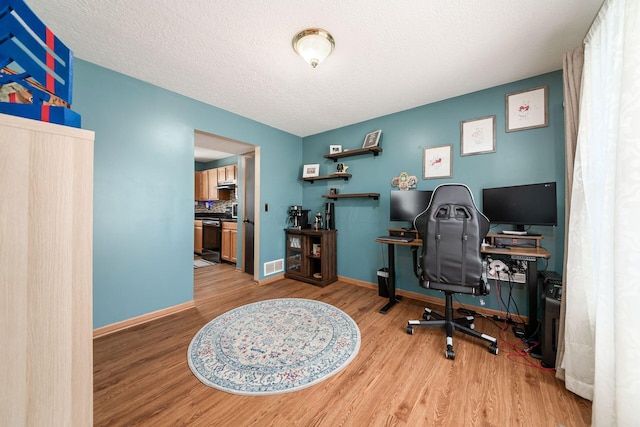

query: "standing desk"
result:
(374, 236), (421, 313)
(375, 232), (550, 337)
(482, 233), (551, 337)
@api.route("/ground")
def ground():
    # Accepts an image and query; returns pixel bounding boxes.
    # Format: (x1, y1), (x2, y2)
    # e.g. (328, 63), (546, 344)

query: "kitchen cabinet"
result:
(194, 220), (203, 254)
(217, 164), (237, 184)
(207, 169), (221, 200)
(221, 221), (238, 263)
(1, 113), (94, 426)
(195, 166), (235, 201)
(225, 164), (237, 181)
(217, 167), (226, 184)
(195, 171), (209, 201)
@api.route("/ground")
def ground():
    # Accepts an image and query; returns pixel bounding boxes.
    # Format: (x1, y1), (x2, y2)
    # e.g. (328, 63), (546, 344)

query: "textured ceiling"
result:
(26, 0), (602, 145)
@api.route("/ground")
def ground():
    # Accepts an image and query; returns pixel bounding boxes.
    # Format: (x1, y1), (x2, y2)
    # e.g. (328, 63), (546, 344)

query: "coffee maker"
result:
(288, 205), (310, 229)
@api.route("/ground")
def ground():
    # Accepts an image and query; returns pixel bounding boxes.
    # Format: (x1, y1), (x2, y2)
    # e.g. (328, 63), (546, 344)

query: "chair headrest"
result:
(414, 183), (489, 237)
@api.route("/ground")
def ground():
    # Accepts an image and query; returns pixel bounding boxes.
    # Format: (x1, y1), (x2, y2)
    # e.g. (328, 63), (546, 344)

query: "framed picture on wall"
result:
(362, 130), (382, 148)
(302, 164), (320, 178)
(505, 85), (548, 132)
(423, 145), (453, 179)
(329, 145), (342, 154)
(461, 115), (496, 156)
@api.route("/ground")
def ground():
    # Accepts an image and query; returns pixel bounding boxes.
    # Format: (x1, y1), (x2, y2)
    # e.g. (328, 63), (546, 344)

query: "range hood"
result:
(217, 180), (237, 190)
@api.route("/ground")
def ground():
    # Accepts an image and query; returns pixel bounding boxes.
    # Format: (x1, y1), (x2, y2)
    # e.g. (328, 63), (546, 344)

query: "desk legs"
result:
(379, 243), (402, 314)
(526, 259), (540, 338)
(526, 259), (543, 359)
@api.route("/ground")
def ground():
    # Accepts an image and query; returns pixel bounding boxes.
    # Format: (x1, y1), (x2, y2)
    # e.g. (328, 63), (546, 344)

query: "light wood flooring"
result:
(94, 263), (591, 426)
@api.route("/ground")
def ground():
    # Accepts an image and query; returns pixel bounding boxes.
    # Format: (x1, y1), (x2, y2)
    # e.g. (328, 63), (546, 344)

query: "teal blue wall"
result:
(302, 71), (565, 313)
(200, 156), (239, 169)
(74, 57), (563, 327)
(73, 60), (302, 328)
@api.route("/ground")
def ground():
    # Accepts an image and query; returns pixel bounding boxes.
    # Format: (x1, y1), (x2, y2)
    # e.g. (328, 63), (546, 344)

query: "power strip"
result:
(487, 270), (526, 284)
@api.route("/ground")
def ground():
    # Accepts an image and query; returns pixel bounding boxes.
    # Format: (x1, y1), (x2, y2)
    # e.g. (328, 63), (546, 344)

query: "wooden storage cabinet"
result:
(221, 221), (238, 263)
(194, 168), (232, 201)
(207, 168), (231, 201)
(223, 164), (237, 182)
(217, 167), (226, 184)
(195, 170), (209, 201)
(284, 229), (337, 287)
(194, 220), (203, 254)
(216, 164), (237, 184)
(1, 114), (94, 426)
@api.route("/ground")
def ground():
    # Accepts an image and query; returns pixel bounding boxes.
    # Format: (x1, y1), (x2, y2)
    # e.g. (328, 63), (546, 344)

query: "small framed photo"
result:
(302, 164), (320, 178)
(329, 145), (342, 154)
(423, 145), (453, 180)
(362, 129), (382, 148)
(506, 85), (548, 132)
(461, 115), (496, 156)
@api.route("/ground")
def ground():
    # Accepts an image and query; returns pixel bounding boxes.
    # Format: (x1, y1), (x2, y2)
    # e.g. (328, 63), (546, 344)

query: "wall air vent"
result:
(264, 259), (284, 276)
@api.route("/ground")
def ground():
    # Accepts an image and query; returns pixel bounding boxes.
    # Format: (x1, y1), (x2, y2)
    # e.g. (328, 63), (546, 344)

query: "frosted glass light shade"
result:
(292, 28), (335, 68)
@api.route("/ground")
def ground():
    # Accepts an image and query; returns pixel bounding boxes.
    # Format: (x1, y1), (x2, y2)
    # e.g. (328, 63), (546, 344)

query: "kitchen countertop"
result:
(194, 213), (237, 221)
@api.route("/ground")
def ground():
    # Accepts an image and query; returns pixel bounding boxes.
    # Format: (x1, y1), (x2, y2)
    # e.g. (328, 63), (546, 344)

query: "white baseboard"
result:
(338, 275), (526, 322)
(93, 301), (196, 339)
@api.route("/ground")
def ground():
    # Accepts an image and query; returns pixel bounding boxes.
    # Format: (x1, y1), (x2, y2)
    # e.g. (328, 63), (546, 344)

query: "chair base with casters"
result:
(406, 293), (498, 360)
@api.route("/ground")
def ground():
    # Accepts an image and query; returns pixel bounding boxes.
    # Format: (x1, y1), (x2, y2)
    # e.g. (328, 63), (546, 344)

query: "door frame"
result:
(241, 148), (260, 281)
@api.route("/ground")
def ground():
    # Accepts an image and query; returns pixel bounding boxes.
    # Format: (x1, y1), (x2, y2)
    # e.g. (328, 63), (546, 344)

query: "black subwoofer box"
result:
(541, 282), (562, 368)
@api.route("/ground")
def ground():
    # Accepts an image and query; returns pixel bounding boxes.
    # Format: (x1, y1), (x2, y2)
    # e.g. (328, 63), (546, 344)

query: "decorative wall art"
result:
(362, 130), (382, 148)
(302, 164), (320, 178)
(329, 145), (342, 154)
(423, 145), (453, 179)
(505, 85), (548, 132)
(461, 115), (496, 156)
(391, 171), (418, 190)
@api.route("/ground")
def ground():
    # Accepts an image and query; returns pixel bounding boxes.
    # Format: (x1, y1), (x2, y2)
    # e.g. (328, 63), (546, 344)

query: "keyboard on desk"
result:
(378, 235), (414, 243)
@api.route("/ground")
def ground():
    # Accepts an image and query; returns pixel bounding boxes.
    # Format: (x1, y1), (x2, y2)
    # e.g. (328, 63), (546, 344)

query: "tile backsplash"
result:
(195, 199), (236, 214)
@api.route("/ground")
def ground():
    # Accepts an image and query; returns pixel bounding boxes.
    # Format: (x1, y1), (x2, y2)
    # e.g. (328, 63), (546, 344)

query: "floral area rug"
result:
(187, 298), (361, 395)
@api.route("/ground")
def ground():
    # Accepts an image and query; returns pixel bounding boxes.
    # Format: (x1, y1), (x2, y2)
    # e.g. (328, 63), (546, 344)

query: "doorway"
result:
(193, 130), (259, 288)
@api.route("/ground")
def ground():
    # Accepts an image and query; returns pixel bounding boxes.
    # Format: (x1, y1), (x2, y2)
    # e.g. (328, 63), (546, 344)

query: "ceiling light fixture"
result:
(292, 28), (335, 68)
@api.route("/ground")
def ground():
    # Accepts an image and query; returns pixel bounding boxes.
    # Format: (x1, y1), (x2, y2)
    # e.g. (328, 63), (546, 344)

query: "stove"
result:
(200, 218), (222, 263)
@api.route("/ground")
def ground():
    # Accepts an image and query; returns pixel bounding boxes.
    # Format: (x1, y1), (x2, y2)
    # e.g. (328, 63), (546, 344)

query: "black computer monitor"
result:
(390, 190), (433, 227)
(482, 182), (557, 234)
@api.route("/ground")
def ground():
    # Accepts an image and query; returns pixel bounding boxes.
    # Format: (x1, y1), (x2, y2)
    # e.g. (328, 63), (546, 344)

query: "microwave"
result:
(231, 202), (238, 219)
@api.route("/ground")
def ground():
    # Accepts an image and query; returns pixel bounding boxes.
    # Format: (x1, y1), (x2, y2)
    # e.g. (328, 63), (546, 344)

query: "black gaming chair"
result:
(406, 183), (498, 360)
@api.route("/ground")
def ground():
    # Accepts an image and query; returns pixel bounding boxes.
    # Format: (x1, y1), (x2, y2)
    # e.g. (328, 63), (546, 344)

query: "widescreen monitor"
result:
(482, 182), (557, 233)
(390, 190), (433, 226)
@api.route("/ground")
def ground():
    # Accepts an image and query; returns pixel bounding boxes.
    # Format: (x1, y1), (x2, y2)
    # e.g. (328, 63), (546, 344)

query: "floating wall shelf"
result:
(322, 193), (380, 200)
(302, 173), (351, 183)
(324, 146), (382, 162)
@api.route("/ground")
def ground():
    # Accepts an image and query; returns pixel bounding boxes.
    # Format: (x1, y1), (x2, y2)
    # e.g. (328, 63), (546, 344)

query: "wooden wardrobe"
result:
(0, 113), (94, 426)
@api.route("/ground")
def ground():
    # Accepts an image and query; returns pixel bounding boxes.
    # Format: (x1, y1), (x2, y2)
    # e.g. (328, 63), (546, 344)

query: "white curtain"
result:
(561, 0), (640, 425)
